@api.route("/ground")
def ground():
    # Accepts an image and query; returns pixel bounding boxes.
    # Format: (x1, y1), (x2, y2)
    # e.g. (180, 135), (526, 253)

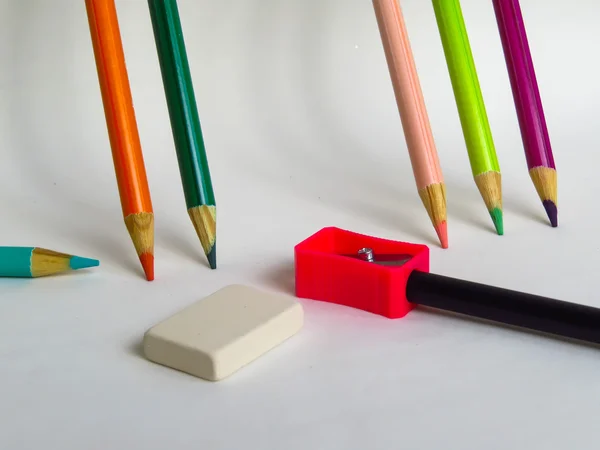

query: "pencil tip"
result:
(435, 221), (448, 249)
(188, 205), (217, 269)
(69, 256), (100, 271)
(139, 252), (154, 281)
(542, 200), (558, 227)
(490, 208), (504, 235)
(124, 212), (155, 280)
(207, 244), (217, 269)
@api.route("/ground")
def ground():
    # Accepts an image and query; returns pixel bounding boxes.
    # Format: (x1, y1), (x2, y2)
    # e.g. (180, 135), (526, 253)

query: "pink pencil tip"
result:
(435, 221), (448, 249)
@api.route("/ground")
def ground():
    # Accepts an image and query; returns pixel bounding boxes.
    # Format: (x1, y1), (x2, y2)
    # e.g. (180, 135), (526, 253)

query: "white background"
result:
(1, 0), (599, 448)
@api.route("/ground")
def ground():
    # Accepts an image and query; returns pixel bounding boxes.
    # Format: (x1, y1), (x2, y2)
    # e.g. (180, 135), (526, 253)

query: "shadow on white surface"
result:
(259, 260), (295, 295)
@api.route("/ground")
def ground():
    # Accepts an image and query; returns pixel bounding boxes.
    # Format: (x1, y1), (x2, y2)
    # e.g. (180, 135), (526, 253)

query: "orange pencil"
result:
(85, 0), (154, 281)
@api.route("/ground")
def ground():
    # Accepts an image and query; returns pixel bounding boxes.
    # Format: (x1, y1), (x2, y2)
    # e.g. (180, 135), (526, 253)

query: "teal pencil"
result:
(0, 247), (99, 278)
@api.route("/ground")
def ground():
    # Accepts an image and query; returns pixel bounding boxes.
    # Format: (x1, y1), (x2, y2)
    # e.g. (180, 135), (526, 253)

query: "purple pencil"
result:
(492, 0), (558, 227)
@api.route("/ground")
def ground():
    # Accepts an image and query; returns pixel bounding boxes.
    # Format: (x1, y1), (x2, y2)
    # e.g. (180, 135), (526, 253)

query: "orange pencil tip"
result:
(139, 252), (154, 281)
(435, 222), (448, 249)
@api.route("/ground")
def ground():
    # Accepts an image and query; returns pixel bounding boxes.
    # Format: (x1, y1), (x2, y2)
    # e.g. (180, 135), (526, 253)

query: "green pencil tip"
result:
(69, 256), (100, 271)
(489, 208), (504, 235)
(207, 244), (217, 270)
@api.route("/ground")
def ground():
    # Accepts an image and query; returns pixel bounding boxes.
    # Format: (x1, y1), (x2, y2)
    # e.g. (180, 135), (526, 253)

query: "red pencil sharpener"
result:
(294, 227), (430, 319)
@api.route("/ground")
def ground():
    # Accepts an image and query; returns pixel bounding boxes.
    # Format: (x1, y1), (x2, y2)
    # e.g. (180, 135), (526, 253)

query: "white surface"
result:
(143, 284), (304, 381)
(1, 0), (599, 448)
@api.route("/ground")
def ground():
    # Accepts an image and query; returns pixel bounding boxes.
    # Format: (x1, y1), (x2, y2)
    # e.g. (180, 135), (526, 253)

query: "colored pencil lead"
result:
(69, 256), (100, 271)
(435, 221), (448, 249)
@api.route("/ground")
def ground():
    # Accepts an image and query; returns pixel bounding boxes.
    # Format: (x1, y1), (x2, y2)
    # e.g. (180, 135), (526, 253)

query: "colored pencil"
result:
(431, 0), (503, 235)
(373, 0), (448, 248)
(85, 0), (155, 280)
(147, 0), (217, 269)
(491, 0), (557, 227)
(0, 247), (99, 278)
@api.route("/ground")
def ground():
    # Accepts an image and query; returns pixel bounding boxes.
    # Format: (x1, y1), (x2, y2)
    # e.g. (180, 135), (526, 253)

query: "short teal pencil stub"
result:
(0, 247), (34, 277)
(69, 256), (100, 271)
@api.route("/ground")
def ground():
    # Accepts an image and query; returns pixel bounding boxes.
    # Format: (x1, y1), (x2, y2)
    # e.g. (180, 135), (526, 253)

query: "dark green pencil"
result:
(148, 0), (217, 269)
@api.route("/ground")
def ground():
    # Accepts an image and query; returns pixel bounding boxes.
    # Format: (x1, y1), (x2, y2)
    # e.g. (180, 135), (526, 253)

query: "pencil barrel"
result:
(0, 247), (34, 277)
(491, 0), (555, 170)
(85, 0), (153, 217)
(431, 0), (499, 176)
(372, 0), (443, 189)
(148, 0), (215, 208)
(406, 271), (600, 345)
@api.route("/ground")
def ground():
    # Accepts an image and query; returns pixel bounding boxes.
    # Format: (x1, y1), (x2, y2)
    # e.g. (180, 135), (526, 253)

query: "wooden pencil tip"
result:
(435, 221), (448, 249)
(124, 212), (155, 280)
(529, 167), (558, 227)
(188, 205), (217, 269)
(139, 252), (154, 281)
(543, 200), (558, 227)
(418, 183), (447, 248)
(474, 172), (503, 235)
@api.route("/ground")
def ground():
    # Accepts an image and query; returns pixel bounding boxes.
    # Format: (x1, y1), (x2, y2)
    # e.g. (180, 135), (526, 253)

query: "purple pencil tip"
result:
(542, 200), (558, 227)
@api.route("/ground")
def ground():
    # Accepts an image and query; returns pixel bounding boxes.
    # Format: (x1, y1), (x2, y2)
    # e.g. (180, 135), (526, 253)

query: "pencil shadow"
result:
(503, 194), (549, 226)
(127, 339), (146, 359)
(260, 261), (296, 296)
(356, 199), (439, 246)
(445, 178), (495, 232)
(156, 223), (205, 265)
(236, 3), (441, 245)
(67, 228), (143, 276)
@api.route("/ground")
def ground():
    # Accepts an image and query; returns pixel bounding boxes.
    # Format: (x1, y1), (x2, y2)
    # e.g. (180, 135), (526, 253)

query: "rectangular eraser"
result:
(143, 284), (304, 381)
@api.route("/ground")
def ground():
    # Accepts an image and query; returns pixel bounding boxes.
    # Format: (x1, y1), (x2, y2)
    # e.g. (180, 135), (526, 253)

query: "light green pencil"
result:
(432, 0), (503, 235)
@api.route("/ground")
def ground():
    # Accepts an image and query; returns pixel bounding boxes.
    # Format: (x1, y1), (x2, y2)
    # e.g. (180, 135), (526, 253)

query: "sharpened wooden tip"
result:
(125, 212), (155, 281)
(418, 183), (448, 248)
(188, 205), (217, 269)
(529, 166), (558, 227)
(29, 248), (99, 277)
(474, 171), (503, 235)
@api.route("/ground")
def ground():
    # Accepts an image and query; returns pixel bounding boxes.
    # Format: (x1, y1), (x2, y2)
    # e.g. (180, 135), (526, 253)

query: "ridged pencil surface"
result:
(492, 0), (557, 227)
(85, 0), (155, 279)
(373, 0), (447, 248)
(432, 0), (503, 232)
(148, 0), (217, 265)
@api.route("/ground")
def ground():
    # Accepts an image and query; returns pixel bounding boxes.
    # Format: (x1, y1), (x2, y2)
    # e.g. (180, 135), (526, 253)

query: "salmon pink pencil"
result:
(85, 0), (155, 280)
(491, 0), (558, 226)
(372, 0), (448, 248)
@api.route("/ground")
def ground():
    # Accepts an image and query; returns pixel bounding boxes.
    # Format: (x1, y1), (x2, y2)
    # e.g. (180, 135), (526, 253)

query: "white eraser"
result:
(143, 284), (304, 381)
